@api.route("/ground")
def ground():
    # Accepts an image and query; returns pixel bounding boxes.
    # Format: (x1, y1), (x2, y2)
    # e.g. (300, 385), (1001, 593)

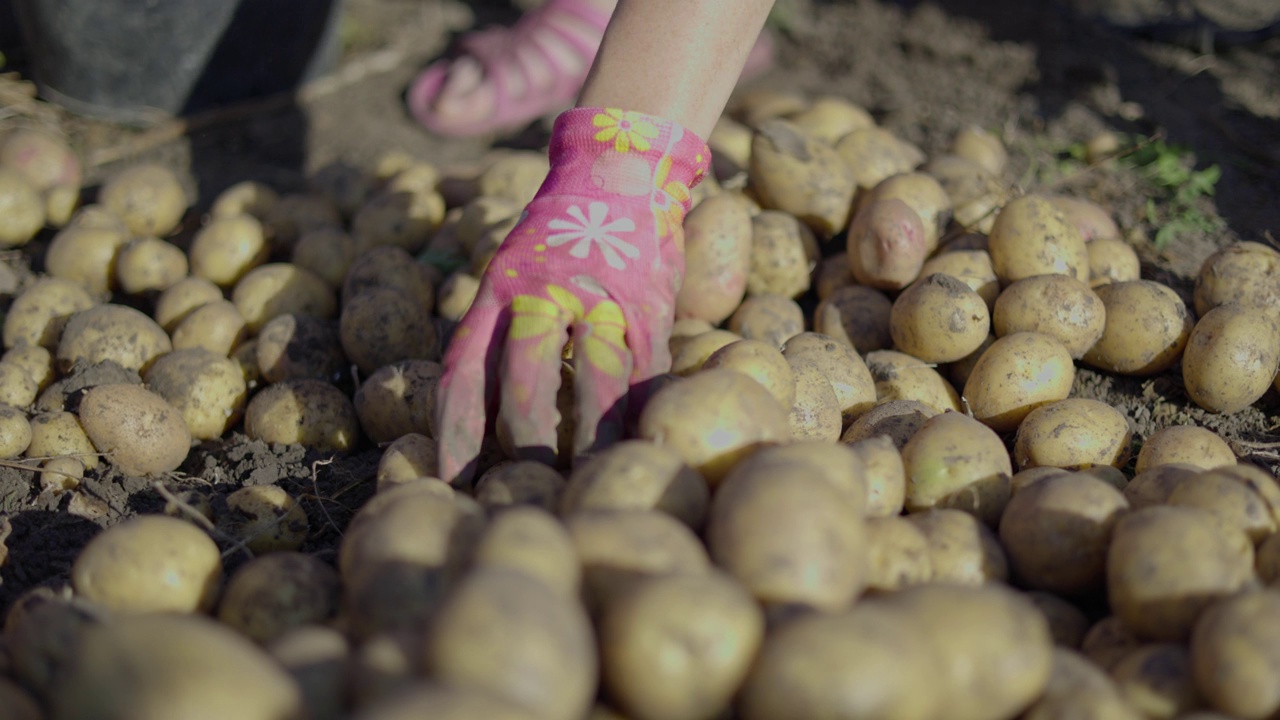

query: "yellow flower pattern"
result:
(509, 284), (628, 378)
(592, 109), (659, 154)
(650, 156), (691, 239)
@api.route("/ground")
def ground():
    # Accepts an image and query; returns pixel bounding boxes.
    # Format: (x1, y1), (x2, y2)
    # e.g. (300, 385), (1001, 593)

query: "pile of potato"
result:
(1, 90), (1280, 720)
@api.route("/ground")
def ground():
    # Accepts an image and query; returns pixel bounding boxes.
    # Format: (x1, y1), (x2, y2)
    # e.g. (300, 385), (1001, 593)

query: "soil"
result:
(1, 0), (1278, 618)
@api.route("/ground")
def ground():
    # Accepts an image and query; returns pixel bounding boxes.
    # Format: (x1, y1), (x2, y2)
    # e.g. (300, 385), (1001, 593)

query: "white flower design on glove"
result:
(546, 201), (638, 270)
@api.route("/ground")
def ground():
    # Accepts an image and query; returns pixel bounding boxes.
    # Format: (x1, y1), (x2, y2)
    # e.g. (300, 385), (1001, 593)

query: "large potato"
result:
(245, 379), (360, 452)
(144, 348), (248, 440)
(846, 198), (928, 291)
(1193, 241), (1280, 323)
(1013, 398), (1133, 470)
(992, 273), (1106, 358)
(963, 332), (1075, 432)
(1181, 303), (1280, 414)
(813, 282), (894, 353)
(0, 405), (32, 458)
(783, 356), (842, 441)
(57, 304), (171, 373)
(1088, 237), (1142, 287)
(749, 120), (855, 236)
(918, 248), (1000, 310)
(3, 277), (96, 349)
(71, 514), (221, 613)
(864, 515), (934, 591)
(737, 441), (868, 514)
(987, 194), (1089, 285)
(890, 273), (990, 363)
(746, 211), (817, 299)
(232, 263), (337, 333)
(26, 410), (99, 469)
(902, 410), (1012, 526)
(78, 383), (191, 477)
(1048, 195), (1120, 243)
(1134, 425), (1235, 473)
(1083, 280), (1194, 375)
(560, 440), (708, 530)
(865, 349), (962, 414)
(1189, 589), (1280, 720)
(675, 193), (752, 324)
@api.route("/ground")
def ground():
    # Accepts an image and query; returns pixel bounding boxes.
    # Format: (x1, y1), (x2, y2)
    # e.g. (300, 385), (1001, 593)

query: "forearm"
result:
(577, 0), (775, 139)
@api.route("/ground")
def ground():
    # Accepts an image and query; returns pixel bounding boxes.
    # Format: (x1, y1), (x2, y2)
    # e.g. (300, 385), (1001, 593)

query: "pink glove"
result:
(435, 107), (711, 484)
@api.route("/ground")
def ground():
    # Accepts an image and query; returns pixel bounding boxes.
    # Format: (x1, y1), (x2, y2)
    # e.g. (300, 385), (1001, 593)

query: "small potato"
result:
(39, 455), (81, 492)
(0, 404), (32, 458)
(474, 460), (567, 513)
(840, 398), (938, 449)
(862, 172), (953, 253)
(341, 245), (435, 311)
(864, 516), (934, 591)
(352, 359), (440, 444)
(351, 187), (446, 254)
(1048, 195), (1121, 243)
(746, 210), (817, 298)
(600, 571), (765, 720)
(291, 226), (358, 288)
(836, 126), (926, 195)
(1026, 592), (1091, 648)
(425, 566), (597, 720)
(846, 198), (928, 291)
(255, 313), (346, 384)
(987, 194), (1089, 285)
(477, 151), (550, 206)
(3, 344), (55, 391)
(749, 119), (856, 237)
(708, 116), (754, 178)
(0, 362), (37, 408)
(813, 282), (894, 353)
(919, 248), (1000, 310)
(71, 514), (221, 613)
(999, 472), (1130, 596)
(865, 349), (963, 414)
(44, 224), (131, 296)
(561, 440), (708, 530)
(0, 167), (46, 247)
(143, 348), (248, 440)
(846, 434), (906, 517)
(993, 274), (1107, 359)
(170, 299), (249, 356)
(1014, 398), (1134, 470)
(188, 214), (270, 287)
(781, 332), (877, 424)
(1182, 303), (1280, 414)
(890, 273), (991, 363)
(787, 96), (875, 144)
(905, 508), (1009, 586)
(702, 339), (796, 410)
(153, 276), (224, 332)
(922, 154), (1005, 233)
(217, 552), (340, 644)
(1135, 425), (1236, 473)
(963, 332), (1075, 432)
(210, 180), (280, 220)
(727, 294), (805, 349)
(114, 237), (188, 295)
(675, 193), (753, 324)
(454, 196), (521, 255)
(1088, 237), (1142, 287)
(233, 263), (337, 333)
(340, 287), (438, 374)
(1108, 505), (1255, 641)
(1193, 241), (1280, 323)
(473, 506), (580, 599)
(1084, 280), (1194, 376)
(57, 303), (172, 373)
(26, 410), (99, 469)
(222, 485), (309, 554)
(3, 277), (96, 350)
(376, 433), (439, 490)
(637, 369), (790, 484)
(245, 378), (360, 452)
(902, 410), (1013, 526)
(670, 329), (741, 373)
(78, 383), (191, 477)
(1167, 470), (1277, 545)
(951, 125), (1008, 177)
(436, 272), (481, 322)
(1124, 463), (1202, 510)
(98, 163), (188, 237)
(1189, 589), (1280, 720)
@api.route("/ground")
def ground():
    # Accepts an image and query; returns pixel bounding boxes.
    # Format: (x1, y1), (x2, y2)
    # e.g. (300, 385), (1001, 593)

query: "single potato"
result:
(1134, 425), (1235, 473)
(992, 274), (1106, 359)
(1181, 303), (1280, 414)
(1083, 280), (1194, 376)
(902, 410), (1013, 527)
(78, 383), (191, 477)
(71, 514), (221, 613)
(963, 332), (1075, 432)
(987, 194), (1089, 285)
(890, 273), (991, 363)
(1013, 398), (1133, 470)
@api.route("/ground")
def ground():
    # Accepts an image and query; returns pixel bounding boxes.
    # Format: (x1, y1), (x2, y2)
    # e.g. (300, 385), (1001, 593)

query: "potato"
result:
(1014, 398), (1133, 470)
(376, 433), (439, 490)
(188, 214), (270, 287)
(171, 299), (249, 356)
(56, 304), (171, 374)
(749, 120), (856, 236)
(921, 155), (1004, 233)
(352, 359), (440, 444)
(246, 378), (360, 452)
(1189, 588), (1280, 719)
(726, 294), (805, 350)
(637, 368), (790, 484)
(474, 460), (566, 513)
(71, 514), (220, 613)
(963, 331), (1075, 432)
(341, 245), (435, 311)
(669, 329), (740, 374)
(815, 286), (893, 356)
(1022, 648), (1142, 720)
(351, 187), (446, 254)
(1193, 241), (1280, 323)
(251, 314), (343, 384)
(1124, 462), (1202, 509)
(436, 272), (480, 322)
(3, 588), (106, 697)
(222, 484), (309, 554)
(77, 383), (190, 477)
(675, 193), (753, 324)
(478, 151), (550, 206)
(0, 404), (32, 458)
(44, 224), (131, 296)
(846, 198), (928, 291)
(844, 435), (906, 517)
(836, 126), (926, 194)
(701, 339), (796, 410)
(266, 626), (350, 720)
(308, 160), (372, 218)
(3, 279), (94, 350)
(217, 552), (340, 643)
(784, 356), (842, 441)
(1108, 505), (1255, 641)
(211, 180), (280, 220)
(143, 348), (247, 440)
(1026, 592), (1091, 648)
(987, 195), (1089, 285)
(1087, 237), (1142, 287)
(746, 210), (817, 298)
(813, 252), (854, 300)
(708, 116), (754, 178)
(1083, 615), (1145, 672)
(233, 263), (337, 333)
(993, 274), (1107, 359)
(787, 96), (874, 144)
(26, 410), (98, 469)
(919, 248), (1000, 309)
(1109, 644), (1201, 719)
(354, 683), (541, 720)
(999, 472), (1130, 596)
(865, 349), (963, 414)
(473, 506), (580, 599)
(890, 273), (991, 363)
(340, 288), (438, 374)
(1, 127), (82, 192)
(902, 410), (1012, 526)
(52, 613), (302, 720)
(951, 125), (1008, 176)
(1048, 195), (1120, 243)
(263, 193), (342, 252)
(424, 566), (596, 720)
(37, 455), (81, 492)
(113, 238), (188, 297)
(864, 516), (933, 592)
(885, 583), (1054, 720)
(98, 163), (188, 237)
(840, 398), (937, 449)
(1083, 280), (1194, 375)
(862, 172), (953, 253)
(291, 226), (358, 289)
(906, 508), (1009, 585)
(153, 276), (224, 333)
(1213, 463), (1280, 528)
(561, 440), (708, 529)
(709, 458), (867, 611)
(781, 332), (877, 424)
(741, 441), (869, 513)
(2, 345), (53, 395)
(0, 361), (37, 408)
(0, 167), (45, 247)
(1135, 425), (1235, 473)
(1182, 303), (1280, 414)
(1167, 470), (1276, 545)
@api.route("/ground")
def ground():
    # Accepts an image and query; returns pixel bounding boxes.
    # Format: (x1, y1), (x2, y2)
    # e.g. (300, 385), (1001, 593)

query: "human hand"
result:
(434, 107), (711, 484)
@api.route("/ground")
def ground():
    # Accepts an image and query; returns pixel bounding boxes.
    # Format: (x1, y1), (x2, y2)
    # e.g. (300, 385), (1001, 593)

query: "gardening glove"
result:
(435, 107), (711, 484)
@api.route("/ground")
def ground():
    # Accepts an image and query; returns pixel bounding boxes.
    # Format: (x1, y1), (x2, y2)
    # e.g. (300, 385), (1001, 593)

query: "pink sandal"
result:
(407, 0), (775, 139)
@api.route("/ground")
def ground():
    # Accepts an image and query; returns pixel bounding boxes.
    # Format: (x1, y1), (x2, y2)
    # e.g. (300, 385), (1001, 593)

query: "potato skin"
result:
(217, 552), (340, 644)
(78, 383), (192, 477)
(1189, 589), (1280, 720)
(1013, 398), (1133, 470)
(1134, 425), (1235, 474)
(57, 304), (172, 373)
(702, 339), (796, 410)
(244, 378), (360, 452)
(1084, 280), (1193, 376)
(232, 263), (337, 333)
(846, 198), (928, 291)
(561, 440), (709, 530)
(781, 332), (877, 424)
(1193, 241), (1280, 323)
(71, 514), (221, 613)
(144, 348), (248, 440)
(746, 211), (817, 299)
(1088, 237), (1142, 287)
(814, 283), (894, 353)
(98, 163), (189, 237)
(890, 273), (991, 363)
(3, 277), (96, 350)
(189, 214), (270, 287)
(902, 410), (1012, 527)
(987, 195), (1089, 285)
(727, 294), (806, 349)
(963, 332), (1075, 432)
(675, 193), (753, 324)
(993, 274), (1106, 359)
(905, 508), (1009, 586)
(865, 349), (963, 414)
(749, 120), (856, 237)
(1181, 303), (1280, 414)
(862, 171), (953, 253)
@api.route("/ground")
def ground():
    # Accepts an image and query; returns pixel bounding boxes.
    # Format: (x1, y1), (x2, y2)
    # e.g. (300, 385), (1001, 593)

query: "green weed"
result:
(1122, 137), (1223, 249)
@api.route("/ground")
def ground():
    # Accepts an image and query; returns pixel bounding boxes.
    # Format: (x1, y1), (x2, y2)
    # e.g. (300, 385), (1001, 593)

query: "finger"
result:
(572, 308), (634, 460)
(497, 300), (572, 467)
(619, 299), (673, 432)
(435, 303), (508, 486)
